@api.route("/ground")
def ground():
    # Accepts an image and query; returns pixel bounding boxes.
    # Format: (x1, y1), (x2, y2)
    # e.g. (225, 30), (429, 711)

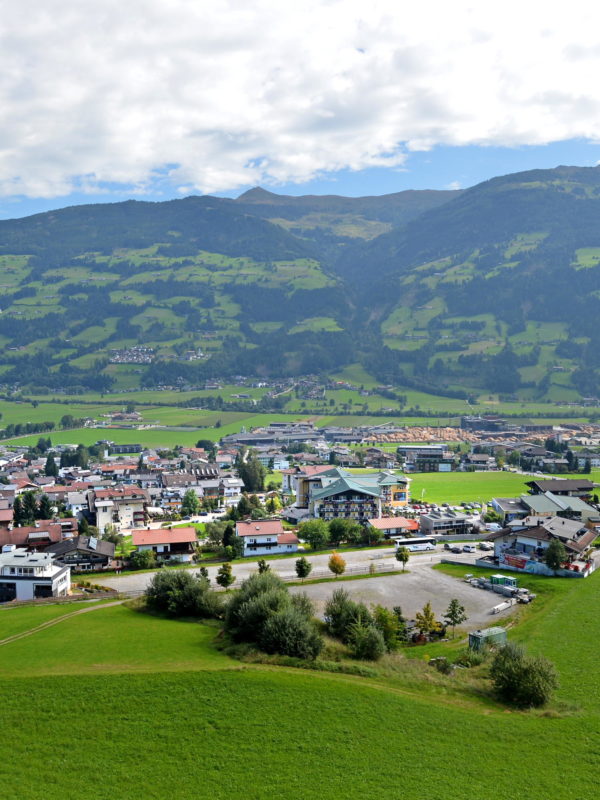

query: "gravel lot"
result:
(290, 563), (514, 627)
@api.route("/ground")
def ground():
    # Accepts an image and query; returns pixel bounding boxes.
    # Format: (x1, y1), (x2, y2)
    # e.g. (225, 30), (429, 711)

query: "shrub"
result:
(371, 604), (403, 652)
(259, 608), (323, 660)
(324, 588), (373, 642)
(347, 621), (386, 661)
(454, 647), (487, 668)
(431, 657), (453, 675)
(146, 570), (223, 618)
(129, 549), (157, 570)
(490, 643), (559, 707)
(291, 592), (315, 620)
(232, 589), (291, 643)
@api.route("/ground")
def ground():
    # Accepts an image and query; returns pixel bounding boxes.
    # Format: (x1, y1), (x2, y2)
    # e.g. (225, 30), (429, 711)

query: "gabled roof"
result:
(131, 527), (197, 546)
(236, 520), (285, 537)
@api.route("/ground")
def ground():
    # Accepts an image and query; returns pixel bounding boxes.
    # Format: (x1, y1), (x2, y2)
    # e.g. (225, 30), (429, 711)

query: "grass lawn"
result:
(408, 471), (535, 504)
(0, 570), (600, 798)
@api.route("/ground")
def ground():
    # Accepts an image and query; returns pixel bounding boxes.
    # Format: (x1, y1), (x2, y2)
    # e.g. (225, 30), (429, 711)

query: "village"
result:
(1, 413), (599, 605)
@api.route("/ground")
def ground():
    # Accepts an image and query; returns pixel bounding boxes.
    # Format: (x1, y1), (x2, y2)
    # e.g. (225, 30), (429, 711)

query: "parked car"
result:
(478, 541), (493, 551)
(462, 544), (476, 553)
(443, 542), (453, 550)
(450, 545), (463, 554)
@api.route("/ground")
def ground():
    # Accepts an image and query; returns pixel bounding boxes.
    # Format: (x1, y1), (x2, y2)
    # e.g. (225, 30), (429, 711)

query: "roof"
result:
(367, 516), (419, 531)
(94, 487), (148, 501)
(46, 536), (115, 558)
(277, 532), (300, 545)
(311, 476), (381, 501)
(0, 524), (64, 547)
(525, 478), (595, 493)
(294, 465), (337, 477)
(131, 527), (197, 546)
(236, 520), (285, 537)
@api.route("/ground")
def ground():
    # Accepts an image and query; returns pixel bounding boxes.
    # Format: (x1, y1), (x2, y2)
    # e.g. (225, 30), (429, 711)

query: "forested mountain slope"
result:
(0, 167), (599, 399)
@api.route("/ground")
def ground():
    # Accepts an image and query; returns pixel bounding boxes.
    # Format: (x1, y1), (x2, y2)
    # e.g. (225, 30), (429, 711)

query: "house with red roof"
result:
(131, 526), (197, 563)
(235, 519), (299, 557)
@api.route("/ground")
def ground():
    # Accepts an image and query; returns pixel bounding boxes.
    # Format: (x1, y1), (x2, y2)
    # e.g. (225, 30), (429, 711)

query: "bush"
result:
(259, 608), (323, 660)
(324, 588), (373, 642)
(224, 571), (323, 658)
(347, 621), (386, 661)
(431, 657), (453, 675)
(454, 647), (487, 668)
(146, 570), (223, 618)
(490, 643), (558, 707)
(232, 589), (291, 643)
(129, 549), (157, 570)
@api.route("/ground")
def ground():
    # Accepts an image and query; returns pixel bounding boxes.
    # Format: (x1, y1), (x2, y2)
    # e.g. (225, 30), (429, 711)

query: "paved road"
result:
(101, 547), (481, 593)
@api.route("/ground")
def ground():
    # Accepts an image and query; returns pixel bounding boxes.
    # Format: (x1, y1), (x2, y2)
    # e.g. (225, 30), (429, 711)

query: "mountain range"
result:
(0, 164), (599, 400)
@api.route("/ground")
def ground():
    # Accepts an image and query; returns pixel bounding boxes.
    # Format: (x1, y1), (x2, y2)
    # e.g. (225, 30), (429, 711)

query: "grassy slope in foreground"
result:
(0, 571), (599, 800)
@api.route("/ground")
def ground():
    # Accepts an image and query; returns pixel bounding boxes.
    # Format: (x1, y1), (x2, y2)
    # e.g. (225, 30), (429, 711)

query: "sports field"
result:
(0, 569), (599, 799)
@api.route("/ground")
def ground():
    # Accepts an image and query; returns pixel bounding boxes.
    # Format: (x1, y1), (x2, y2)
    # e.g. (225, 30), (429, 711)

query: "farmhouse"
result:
(131, 527), (197, 563)
(235, 519), (299, 557)
(0, 546), (70, 601)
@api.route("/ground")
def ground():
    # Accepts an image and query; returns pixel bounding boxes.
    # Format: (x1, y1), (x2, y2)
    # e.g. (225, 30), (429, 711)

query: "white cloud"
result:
(2, 0), (600, 197)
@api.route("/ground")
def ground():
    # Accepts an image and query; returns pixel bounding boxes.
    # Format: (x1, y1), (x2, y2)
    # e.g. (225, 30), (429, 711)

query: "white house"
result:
(235, 520), (299, 557)
(0, 546), (70, 602)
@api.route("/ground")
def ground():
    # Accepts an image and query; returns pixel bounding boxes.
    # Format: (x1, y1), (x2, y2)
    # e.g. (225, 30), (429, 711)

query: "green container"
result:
(468, 626), (508, 651)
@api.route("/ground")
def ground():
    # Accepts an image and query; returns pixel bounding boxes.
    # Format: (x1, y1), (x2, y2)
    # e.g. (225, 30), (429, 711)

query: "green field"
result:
(0, 570), (599, 798)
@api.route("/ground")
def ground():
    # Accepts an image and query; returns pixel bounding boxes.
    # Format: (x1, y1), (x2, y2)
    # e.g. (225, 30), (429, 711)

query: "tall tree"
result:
(44, 452), (58, 477)
(181, 488), (200, 516)
(38, 494), (53, 520)
(21, 491), (37, 526)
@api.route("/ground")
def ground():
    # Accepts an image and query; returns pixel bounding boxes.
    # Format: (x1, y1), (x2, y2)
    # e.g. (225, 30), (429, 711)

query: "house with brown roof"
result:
(235, 519), (299, 557)
(131, 526), (197, 563)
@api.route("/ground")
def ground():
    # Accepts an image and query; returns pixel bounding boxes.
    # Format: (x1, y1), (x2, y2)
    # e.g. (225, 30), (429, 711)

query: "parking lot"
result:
(290, 561), (514, 628)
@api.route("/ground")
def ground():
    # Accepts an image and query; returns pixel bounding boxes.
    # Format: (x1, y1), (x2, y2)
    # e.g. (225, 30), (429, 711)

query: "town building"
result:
(419, 510), (472, 537)
(89, 486), (149, 532)
(45, 536), (115, 572)
(0, 546), (70, 601)
(131, 527), (197, 563)
(235, 519), (299, 557)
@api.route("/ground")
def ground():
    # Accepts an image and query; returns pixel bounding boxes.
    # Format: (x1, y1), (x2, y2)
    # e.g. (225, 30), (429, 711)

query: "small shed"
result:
(468, 626), (508, 651)
(490, 574), (518, 589)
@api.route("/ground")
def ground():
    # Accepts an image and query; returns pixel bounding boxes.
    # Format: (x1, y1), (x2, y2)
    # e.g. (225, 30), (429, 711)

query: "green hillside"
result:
(0, 167), (600, 399)
(1, 571), (599, 799)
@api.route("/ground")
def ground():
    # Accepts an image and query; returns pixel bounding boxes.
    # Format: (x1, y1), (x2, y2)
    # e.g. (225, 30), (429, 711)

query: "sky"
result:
(2, 1), (600, 218)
